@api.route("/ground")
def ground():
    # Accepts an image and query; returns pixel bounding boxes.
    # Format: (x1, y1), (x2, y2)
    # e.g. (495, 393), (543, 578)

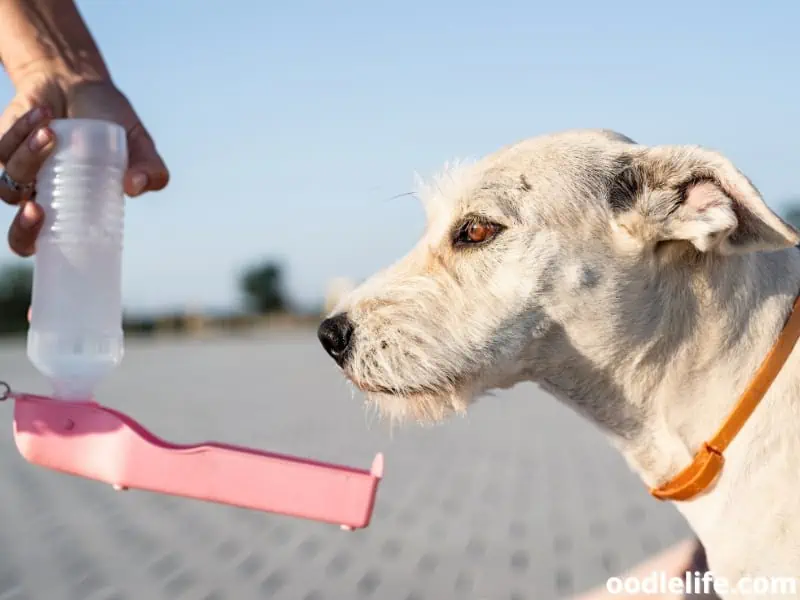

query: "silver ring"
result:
(0, 169), (34, 195)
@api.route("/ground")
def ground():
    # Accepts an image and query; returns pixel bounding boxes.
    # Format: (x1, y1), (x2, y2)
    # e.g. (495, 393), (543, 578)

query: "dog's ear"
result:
(610, 145), (799, 255)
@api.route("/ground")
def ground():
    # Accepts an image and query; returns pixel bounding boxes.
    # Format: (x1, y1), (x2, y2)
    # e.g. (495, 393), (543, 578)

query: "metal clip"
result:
(0, 381), (10, 402)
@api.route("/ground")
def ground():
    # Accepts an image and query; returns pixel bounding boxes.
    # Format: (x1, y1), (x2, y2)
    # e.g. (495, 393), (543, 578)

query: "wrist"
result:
(6, 56), (110, 90)
(0, 0), (111, 86)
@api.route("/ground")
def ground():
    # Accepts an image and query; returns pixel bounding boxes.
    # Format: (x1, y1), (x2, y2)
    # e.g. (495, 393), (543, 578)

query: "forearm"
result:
(0, 0), (110, 84)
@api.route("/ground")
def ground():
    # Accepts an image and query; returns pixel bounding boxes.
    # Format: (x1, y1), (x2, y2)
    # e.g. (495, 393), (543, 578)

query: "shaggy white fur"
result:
(323, 129), (800, 599)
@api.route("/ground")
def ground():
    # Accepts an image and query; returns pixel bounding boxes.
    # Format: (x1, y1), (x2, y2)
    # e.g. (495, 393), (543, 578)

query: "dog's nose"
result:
(317, 313), (355, 366)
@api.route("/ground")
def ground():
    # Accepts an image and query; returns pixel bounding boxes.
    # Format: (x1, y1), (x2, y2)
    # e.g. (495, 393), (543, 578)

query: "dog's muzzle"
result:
(317, 313), (355, 367)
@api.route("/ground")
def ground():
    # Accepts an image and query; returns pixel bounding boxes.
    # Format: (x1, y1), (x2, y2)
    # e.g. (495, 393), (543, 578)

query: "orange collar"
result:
(650, 293), (800, 501)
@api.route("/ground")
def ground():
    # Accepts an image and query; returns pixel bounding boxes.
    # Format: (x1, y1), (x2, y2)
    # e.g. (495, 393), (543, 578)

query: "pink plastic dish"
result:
(6, 390), (384, 530)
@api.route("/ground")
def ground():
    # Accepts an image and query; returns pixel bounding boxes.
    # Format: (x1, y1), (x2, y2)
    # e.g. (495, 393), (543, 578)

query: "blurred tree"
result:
(0, 263), (33, 334)
(239, 260), (288, 314)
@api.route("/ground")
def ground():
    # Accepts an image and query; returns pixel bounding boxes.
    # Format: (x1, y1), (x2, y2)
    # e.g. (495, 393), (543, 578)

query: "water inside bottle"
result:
(27, 331), (123, 400)
(27, 119), (128, 400)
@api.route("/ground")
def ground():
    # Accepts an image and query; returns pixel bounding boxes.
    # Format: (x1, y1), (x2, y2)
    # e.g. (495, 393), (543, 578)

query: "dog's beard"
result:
(344, 325), (480, 423)
(356, 385), (471, 424)
(342, 275), (527, 423)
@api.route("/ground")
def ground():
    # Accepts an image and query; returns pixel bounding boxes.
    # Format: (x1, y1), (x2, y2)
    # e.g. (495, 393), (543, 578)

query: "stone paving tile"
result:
(0, 332), (691, 599)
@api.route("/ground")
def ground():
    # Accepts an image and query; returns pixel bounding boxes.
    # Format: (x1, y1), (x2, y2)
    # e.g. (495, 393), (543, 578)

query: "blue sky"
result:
(2, 0), (800, 313)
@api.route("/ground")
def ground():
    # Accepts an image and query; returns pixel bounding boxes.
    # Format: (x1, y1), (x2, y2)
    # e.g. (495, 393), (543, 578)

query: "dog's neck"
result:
(633, 248), (800, 587)
(537, 246), (800, 591)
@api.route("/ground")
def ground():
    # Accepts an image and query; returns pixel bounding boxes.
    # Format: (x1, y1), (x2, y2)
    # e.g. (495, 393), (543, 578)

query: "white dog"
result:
(317, 129), (800, 599)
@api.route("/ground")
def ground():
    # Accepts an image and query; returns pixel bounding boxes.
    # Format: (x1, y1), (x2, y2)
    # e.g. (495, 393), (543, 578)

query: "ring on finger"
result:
(0, 169), (35, 196)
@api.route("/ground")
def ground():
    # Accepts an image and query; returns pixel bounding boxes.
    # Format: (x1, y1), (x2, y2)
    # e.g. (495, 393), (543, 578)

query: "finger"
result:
(27, 306), (31, 323)
(0, 126), (55, 205)
(0, 106), (51, 164)
(7, 200), (44, 257)
(123, 122), (169, 197)
(0, 100), (29, 140)
(0, 169), (35, 206)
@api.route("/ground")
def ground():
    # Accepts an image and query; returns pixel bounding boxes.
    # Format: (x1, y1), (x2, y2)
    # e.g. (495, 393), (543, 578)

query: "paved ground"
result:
(0, 330), (691, 600)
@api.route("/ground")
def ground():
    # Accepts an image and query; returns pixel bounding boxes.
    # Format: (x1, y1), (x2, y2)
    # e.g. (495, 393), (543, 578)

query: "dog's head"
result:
(318, 129), (799, 430)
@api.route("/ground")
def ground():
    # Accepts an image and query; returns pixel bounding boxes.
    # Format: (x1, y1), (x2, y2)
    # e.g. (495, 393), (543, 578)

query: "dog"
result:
(317, 129), (800, 599)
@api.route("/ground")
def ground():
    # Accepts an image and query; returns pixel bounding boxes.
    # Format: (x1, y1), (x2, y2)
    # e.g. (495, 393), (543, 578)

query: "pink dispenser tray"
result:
(6, 389), (384, 530)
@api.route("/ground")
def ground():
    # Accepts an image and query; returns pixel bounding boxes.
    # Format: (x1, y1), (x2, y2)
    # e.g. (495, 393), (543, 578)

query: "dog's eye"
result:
(453, 217), (504, 248)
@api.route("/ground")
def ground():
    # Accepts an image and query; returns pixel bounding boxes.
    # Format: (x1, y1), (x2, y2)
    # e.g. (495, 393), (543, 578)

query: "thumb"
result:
(123, 122), (169, 197)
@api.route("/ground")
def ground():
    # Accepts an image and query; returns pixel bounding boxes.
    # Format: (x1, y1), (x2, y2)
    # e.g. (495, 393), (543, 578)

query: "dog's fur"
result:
(323, 129), (800, 599)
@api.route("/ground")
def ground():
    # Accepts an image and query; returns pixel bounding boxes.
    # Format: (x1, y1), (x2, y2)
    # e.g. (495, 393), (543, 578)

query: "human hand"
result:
(0, 71), (169, 256)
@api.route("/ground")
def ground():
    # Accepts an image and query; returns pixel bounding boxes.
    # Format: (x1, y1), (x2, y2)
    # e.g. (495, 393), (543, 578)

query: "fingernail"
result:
(27, 107), (43, 125)
(20, 202), (38, 230)
(28, 128), (51, 152)
(131, 172), (148, 195)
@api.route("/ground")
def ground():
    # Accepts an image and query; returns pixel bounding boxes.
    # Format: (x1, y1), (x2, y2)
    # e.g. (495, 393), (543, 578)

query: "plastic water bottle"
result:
(27, 118), (128, 400)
